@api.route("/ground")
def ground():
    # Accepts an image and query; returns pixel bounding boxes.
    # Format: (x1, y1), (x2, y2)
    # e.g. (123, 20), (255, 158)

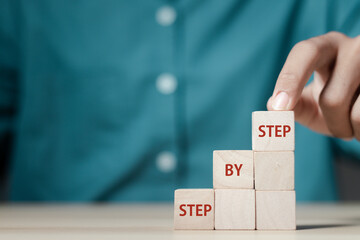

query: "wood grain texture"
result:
(254, 151), (294, 190)
(213, 150), (254, 189)
(252, 111), (294, 151)
(215, 189), (255, 230)
(174, 189), (214, 230)
(256, 191), (296, 230)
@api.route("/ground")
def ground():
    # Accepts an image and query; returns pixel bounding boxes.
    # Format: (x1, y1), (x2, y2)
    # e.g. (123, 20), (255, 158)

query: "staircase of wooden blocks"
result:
(174, 111), (296, 230)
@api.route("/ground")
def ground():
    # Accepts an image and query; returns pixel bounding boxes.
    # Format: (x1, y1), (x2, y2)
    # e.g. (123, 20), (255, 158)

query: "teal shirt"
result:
(1, 0), (360, 202)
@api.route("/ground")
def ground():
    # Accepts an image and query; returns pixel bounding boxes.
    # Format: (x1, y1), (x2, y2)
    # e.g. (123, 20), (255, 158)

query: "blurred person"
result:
(0, 0), (360, 202)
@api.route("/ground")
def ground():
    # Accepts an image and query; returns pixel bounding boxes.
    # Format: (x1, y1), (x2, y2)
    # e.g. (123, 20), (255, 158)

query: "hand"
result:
(267, 31), (360, 140)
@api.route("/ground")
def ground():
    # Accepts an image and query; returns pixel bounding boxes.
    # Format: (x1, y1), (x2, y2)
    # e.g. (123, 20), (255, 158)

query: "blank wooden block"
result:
(174, 189), (214, 230)
(213, 150), (254, 189)
(254, 151), (294, 190)
(256, 191), (296, 230)
(252, 111), (294, 151)
(215, 189), (255, 230)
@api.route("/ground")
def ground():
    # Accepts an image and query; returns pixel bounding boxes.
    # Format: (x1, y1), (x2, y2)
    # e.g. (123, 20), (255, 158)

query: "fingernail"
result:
(272, 91), (289, 110)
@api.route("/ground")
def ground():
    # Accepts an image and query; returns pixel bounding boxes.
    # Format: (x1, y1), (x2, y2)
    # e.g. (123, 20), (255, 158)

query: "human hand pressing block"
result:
(174, 31), (360, 231)
(267, 32), (360, 141)
(174, 111), (296, 230)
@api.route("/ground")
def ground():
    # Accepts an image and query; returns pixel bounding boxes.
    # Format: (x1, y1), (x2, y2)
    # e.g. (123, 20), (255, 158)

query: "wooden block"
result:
(215, 189), (255, 230)
(254, 151), (294, 190)
(252, 111), (294, 151)
(213, 150), (254, 189)
(174, 189), (214, 230)
(256, 191), (296, 230)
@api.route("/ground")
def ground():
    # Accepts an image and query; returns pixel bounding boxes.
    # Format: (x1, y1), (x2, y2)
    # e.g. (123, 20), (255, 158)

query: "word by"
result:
(225, 164), (243, 176)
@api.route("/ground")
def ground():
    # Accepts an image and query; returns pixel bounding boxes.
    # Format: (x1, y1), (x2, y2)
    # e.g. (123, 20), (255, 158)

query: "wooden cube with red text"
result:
(174, 189), (214, 230)
(213, 150), (254, 189)
(252, 111), (294, 151)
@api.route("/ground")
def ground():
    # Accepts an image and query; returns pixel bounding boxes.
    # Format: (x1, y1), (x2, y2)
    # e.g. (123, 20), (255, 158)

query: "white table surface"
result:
(0, 203), (359, 239)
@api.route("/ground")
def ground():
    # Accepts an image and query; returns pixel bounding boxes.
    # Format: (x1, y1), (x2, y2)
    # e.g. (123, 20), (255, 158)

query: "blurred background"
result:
(1, 0), (360, 202)
(336, 155), (360, 201)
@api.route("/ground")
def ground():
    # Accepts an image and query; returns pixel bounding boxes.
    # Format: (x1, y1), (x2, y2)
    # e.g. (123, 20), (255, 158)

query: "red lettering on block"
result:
(188, 204), (195, 216)
(258, 125), (292, 137)
(275, 125), (281, 137)
(234, 164), (243, 176)
(259, 125), (266, 137)
(225, 164), (243, 176)
(196, 204), (202, 216)
(204, 204), (212, 216)
(179, 204), (213, 217)
(267, 125), (274, 137)
(284, 125), (291, 137)
(225, 164), (233, 176)
(179, 204), (186, 216)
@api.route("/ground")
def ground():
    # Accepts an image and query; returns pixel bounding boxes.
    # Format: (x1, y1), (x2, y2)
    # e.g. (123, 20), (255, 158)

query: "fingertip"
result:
(267, 96), (274, 111)
(271, 91), (290, 110)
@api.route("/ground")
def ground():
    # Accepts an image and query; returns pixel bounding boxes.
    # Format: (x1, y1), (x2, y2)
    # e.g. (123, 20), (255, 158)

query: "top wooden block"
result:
(252, 111), (294, 151)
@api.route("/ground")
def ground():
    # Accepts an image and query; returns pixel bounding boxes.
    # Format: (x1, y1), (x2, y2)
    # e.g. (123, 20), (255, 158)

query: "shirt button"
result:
(156, 151), (177, 173)
(156, 6), (177, 26)
(156, 73), (177, 95)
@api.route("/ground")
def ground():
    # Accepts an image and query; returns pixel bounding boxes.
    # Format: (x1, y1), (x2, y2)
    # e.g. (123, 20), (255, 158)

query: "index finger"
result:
(268, 32), (343, 111)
